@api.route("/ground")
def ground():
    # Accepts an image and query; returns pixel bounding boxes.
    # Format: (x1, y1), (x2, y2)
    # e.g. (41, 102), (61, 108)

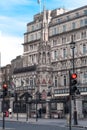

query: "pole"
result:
(2, 90), (5, 129)
(26, 103), (28, 121)
(17, 102), (18, 120)
(71, 39), (78, 125)
(72, 48), (75, 73)
(36, 100), (38, 122)
(69, 70), (72, 130)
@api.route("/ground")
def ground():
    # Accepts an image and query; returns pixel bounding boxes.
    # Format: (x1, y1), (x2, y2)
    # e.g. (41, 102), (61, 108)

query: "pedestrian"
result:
(8, 107), (12, 118)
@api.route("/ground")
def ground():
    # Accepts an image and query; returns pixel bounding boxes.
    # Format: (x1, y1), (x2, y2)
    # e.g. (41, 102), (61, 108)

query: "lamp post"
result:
(47, 90), (52, 118)
(26, 95), (28, 122)
(25, 92), (32, 122)
(34, 75), (38, 122)
(70, 35), (78, 125)
(15, 92), (19, 120)
(35, 91), (39, 122)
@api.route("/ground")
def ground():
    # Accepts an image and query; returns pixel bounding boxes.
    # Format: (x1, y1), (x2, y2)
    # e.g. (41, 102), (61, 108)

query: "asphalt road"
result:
(0, 120), (86, 130)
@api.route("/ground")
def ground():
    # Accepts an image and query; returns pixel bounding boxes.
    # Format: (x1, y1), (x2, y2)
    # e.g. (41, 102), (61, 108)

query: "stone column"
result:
(45, 102), (48, 118)
(45, 99), (50, 118)
(76, 98), (83, 119)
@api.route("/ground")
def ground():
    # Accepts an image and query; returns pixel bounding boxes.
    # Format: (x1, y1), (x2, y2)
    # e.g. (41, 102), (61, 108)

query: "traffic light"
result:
(15, 93), (18, 102)
(3, 83), (8, 97)
(70, 73), (77, 95)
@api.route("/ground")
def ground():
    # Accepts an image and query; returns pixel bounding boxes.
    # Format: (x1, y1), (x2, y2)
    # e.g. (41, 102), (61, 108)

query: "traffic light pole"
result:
(2, 83), (8, 129)
(70, 37), (78, 125)
(2, 91), (5, 130)
(69, 70), (72, 130)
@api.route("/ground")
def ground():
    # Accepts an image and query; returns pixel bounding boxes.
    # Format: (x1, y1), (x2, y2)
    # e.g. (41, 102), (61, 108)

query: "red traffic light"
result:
(3, 84), (8, 89)
(71, 73), (77, 79)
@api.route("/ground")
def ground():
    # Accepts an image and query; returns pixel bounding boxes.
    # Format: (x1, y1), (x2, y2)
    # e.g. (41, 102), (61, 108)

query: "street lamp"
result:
(35, 91), (38, 122)
(70, 35), (78, 125)
(15, 92), (19, 120)
(33, 75), (38, 122)
(47, 91), (52, 118)
(70, 35), (75, 73)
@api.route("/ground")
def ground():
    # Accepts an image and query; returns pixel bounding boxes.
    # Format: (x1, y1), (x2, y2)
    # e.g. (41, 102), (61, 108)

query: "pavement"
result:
(0, 116), (87, 129)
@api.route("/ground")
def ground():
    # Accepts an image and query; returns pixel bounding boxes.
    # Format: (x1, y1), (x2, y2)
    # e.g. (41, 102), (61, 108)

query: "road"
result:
(0, 120), (86, 130)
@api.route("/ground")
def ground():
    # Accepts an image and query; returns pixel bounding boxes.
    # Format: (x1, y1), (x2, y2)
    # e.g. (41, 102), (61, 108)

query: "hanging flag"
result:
(37, 0), (40, 4)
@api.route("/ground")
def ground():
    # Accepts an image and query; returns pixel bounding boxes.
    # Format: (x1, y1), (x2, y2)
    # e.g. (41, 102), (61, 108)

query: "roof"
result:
(13, 65), (36, 74)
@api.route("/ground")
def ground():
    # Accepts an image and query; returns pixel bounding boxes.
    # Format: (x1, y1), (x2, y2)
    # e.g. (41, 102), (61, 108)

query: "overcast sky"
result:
(0, 0), (86, 66)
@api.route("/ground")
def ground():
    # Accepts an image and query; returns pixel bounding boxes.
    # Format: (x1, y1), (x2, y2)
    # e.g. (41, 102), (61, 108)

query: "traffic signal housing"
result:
(70, 73), (77, 95)
(3, 83), (8, 97)
(15, 93), (18, 102)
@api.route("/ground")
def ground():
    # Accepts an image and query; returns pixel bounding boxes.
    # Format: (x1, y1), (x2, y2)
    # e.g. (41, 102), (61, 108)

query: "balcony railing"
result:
(54, 86), (87, 95)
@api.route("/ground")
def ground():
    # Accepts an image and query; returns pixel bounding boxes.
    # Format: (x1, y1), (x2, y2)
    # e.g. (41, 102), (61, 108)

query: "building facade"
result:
(1, 5), (87, 118)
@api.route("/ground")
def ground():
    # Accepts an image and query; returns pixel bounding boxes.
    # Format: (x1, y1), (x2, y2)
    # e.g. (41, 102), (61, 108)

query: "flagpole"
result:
(37, 0), (42, 14)
(40, 0), (41, 14)
(38, 0), (46, 14)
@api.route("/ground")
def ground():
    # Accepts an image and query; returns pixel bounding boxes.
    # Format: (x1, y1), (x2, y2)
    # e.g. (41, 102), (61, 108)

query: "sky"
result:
(0, 0), (87, 66)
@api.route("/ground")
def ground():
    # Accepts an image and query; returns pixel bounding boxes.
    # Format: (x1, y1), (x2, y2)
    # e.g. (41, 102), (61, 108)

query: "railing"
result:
(54, 86), (87, 95)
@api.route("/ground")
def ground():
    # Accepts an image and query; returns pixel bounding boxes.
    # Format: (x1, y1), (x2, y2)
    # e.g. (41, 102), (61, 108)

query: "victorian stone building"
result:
(1, 5), (87, 118)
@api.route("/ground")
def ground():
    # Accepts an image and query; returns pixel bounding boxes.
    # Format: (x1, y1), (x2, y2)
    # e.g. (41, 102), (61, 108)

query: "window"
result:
(54, 50), (58, 59)
(24, 45), (28, 52)
(63, 48), (67, 58)
(84, 73), (87, 79)
(53, 40), (57, 46)
(33, 76), (36, 87)
(38, 32), (41, 39)
(64, 75), (66, 87)
(81, 31), (86, 39)
(30, 34), (34, 40)
(52, 27), (57, 35)
(80, 19), (84, 27)
(34, 44), (37, 50)
(72, 22), (76, 29)
(63, 25), (66, 32)
(30, 45), (33, 50)
(67, 36), (70, 42)
(84, 10), (87, 15)
(62, 62), (66, 68)
(32, 25), (34, 31)
(83, 44), (86, 54)
(76, 12), (79, 17)
(82, 58), (87, 65)
(35, 24), (38, 29)
(85, 18), (87, 25)
(54, 76), (58, 87)
(67, 15), (70, 20)
(62, 37), (66, 43)
(35, 33), (37, 40)
(83, 73), (87, 83)
(57, 19), (61, 23)
(30, 77), (33, 88)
